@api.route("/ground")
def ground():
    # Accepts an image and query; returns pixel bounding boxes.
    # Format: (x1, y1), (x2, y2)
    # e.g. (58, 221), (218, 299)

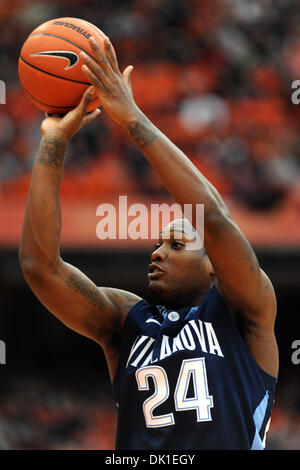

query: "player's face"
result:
(148, 219), (214, 308)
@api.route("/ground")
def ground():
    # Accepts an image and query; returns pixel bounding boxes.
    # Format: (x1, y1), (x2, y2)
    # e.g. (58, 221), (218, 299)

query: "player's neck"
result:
(163, 289), (210, 311)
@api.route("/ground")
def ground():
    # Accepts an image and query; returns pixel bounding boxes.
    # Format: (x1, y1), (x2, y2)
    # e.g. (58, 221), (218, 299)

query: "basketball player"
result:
(19, 37), (278, 450)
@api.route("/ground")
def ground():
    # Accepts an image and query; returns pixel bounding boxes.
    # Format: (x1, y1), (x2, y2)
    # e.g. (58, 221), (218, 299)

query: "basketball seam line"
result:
(21, 84), (98, 109)
(19, 55), (92, 85)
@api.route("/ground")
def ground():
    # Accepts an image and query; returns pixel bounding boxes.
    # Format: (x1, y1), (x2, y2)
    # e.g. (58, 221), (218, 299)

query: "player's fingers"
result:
(122, 65), (134, 93)
(82, 108), (101, 126)
(77, 86), (95, 116)
(89, 36), (113, 76)
(104, 38), (120, 74)
(80, 52), (110, 88)
(82, 64), (108, 93)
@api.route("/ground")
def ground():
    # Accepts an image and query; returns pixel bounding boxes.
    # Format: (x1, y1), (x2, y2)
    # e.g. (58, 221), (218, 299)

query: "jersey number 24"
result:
(135, 357), (214, 428)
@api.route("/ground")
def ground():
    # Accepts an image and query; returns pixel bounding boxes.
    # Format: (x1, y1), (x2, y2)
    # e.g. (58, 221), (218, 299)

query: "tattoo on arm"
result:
(127, 119), (158, 148)
(37, 138), (67, 169)
(65, 272), (106, 311)
(106, 289), (140, 313)
(65, 273), (139, 318)
(241, 237), (257, 273)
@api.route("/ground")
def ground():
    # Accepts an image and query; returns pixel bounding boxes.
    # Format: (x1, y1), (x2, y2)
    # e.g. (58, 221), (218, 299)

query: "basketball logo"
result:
(30, 51), (79, 70)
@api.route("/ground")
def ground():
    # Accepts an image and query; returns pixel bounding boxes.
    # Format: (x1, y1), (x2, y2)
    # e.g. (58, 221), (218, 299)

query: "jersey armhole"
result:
(112, 299), (148, 391)
(235, 329), (278, 385)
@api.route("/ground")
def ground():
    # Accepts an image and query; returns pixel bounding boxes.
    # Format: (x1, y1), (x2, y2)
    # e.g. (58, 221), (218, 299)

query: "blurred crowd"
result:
(0, 373), (117, 449)
(0, 0), (300, 210)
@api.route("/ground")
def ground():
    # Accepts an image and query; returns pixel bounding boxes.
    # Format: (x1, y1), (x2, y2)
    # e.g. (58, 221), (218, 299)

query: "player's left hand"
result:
(80, 37), (140, 127)
(40, 86), (101, 142)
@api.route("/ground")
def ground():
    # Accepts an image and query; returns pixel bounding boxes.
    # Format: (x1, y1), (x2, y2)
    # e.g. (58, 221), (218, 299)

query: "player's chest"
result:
(125, 312), (224, 371)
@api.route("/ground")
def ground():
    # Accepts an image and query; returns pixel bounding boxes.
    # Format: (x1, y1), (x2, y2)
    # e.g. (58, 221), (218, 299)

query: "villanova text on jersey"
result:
(113, 286), (277, 450)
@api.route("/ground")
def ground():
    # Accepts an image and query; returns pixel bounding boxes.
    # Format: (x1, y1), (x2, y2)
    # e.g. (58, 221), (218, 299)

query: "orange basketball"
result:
(18, 17), (111, 114)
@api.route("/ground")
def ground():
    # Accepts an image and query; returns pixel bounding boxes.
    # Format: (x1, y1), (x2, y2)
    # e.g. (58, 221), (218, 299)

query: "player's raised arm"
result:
(81, 37), (278, 377)
(18, 88), (141, 381)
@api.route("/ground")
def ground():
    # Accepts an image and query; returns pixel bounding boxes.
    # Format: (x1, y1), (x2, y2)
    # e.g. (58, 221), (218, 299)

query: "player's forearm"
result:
(125, 110), (230, 225)
(19, 136), (66, 272)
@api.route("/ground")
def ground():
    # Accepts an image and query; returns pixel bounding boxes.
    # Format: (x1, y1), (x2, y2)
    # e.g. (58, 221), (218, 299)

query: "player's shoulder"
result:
(101, 287), (143, 318)
(215, 269), (276, 321)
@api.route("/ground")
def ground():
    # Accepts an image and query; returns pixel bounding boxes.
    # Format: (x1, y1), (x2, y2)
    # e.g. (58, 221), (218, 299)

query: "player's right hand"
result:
(40, 86), (101, 142)
(81, 37), (140, 127)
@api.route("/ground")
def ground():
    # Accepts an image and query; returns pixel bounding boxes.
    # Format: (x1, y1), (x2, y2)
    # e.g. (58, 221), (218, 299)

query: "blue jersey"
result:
(112, 286), (277, 450)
